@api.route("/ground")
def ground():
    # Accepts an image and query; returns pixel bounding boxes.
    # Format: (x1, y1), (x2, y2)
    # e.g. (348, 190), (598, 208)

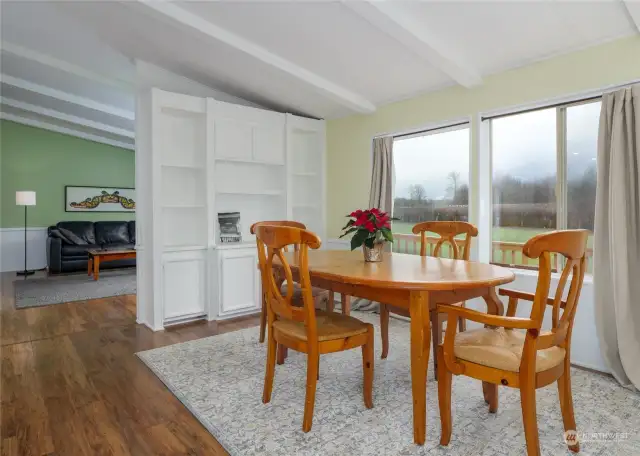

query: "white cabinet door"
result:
(162, 250), (206, 322)
(217, 248), (260, 318)
(213, 101), (285, 164)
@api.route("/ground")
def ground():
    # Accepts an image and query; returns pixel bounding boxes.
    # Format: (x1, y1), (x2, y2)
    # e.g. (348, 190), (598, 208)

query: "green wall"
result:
(0, 120), (135, 228)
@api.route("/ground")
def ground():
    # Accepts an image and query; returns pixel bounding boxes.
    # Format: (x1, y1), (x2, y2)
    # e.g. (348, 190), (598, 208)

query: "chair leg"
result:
(482, 381), (499, 413)
(327, 291), (335, 312)
(558, 360), (579, 453)
(341, 293), (351, 315)
(520, 380), (541, 456)
(302, 351), (319, 432)
(380, 304), (389, 359)
(437, 346), (452, 446)
(431, 311), (442, 378)
(276, 344), (287, 365)
(262, 332), (277, 404)
(362, 327), (374, 408)
(259, 294), (267, 343)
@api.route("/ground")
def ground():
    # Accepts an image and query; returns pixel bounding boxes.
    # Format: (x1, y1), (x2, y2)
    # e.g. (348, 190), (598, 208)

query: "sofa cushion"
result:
(95, 222), (130, 245)
(57, 222), (96, 244)
(128, 221), (136, 245)
(50, 228), (74, 244)
(61, 244), (100, 256)
(59, 227), (88, 245)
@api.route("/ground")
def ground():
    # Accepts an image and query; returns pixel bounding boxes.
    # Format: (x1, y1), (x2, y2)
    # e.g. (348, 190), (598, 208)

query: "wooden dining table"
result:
(279, 249), (515, 445)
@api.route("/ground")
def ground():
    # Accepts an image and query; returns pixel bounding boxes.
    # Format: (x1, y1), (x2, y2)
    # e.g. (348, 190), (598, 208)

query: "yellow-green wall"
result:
(326, 36), (640, 237)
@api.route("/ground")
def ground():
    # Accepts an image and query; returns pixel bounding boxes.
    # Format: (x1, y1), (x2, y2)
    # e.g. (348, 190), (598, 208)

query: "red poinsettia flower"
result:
(375, 214), (389, 228)
(364, 220), (375, 232)
(354, 213), (368, 226)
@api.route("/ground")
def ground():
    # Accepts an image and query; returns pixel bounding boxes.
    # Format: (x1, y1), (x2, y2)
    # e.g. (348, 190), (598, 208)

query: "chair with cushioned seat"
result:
(255, 224), (374, 432)
(436, 229), (589, 456)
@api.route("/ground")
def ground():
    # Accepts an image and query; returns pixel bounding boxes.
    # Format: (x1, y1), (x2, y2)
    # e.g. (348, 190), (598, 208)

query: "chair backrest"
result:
(411, 221), (478, 260)
(521, 230), (589, 349)
(254, 224), (322, 338)
(250, 221), (306, 253)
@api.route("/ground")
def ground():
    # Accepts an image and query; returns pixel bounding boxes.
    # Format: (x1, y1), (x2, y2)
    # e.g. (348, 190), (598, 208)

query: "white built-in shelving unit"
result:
(136, 89), (326, 330)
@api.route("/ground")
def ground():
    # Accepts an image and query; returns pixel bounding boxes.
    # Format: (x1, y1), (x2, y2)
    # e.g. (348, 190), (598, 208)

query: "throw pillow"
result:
(58, 227), (88, 245)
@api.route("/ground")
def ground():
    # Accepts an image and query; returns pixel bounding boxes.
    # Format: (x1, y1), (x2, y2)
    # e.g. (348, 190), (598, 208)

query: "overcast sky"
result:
(393, 100), (600, 200)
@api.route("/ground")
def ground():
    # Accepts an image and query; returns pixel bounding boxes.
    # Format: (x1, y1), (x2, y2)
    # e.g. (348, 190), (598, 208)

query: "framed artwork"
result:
(65, 186), (136, 213)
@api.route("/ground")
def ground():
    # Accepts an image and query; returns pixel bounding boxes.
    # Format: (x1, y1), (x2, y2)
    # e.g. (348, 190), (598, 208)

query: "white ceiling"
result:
(1, 1), (639, 149)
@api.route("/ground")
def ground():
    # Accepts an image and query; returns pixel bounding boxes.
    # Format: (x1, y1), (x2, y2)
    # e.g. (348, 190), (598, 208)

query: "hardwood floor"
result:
(0, 271), (260, 455)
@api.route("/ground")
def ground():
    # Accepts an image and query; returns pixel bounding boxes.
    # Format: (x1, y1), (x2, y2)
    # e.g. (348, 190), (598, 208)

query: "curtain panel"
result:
(594, 84), (640, 390)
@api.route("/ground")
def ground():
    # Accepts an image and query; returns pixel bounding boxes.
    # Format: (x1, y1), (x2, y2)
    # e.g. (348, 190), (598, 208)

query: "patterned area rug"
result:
(14, 268), (136, 308)
(137, 312), (640, 456)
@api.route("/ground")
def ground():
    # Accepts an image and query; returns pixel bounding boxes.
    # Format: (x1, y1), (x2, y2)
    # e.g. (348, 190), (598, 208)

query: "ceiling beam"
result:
(622, 0), (640, 33)
(0, 112), (135, 150)
(129, 0), (376, 114)
(343, 1), (482, 88)
(0, 97), (134, 138)
(1, 42), (133, 91)
(1, 74), (135, 120)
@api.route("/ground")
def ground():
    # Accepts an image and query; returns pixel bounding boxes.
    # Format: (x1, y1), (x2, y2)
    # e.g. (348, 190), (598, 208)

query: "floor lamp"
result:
(15, 191), (36, 277)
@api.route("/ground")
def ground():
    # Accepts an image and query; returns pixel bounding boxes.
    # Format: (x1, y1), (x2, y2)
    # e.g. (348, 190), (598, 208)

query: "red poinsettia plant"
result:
(340, 208), (396, 250)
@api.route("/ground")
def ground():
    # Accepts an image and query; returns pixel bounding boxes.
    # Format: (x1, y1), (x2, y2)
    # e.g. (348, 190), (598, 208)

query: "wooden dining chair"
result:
(251, 221), (331, 346)
(255, 224), (374, 432)
(436, 229), (589, 456)
(380, 221), (478, 374)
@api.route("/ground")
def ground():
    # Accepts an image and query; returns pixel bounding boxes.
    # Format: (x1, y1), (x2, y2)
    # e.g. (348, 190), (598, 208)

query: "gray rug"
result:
(137, 312), (640, 456)
(14, 268), (136, 308)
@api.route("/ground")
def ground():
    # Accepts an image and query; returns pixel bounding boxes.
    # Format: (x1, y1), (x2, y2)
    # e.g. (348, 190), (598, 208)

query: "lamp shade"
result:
(16, 191), (36, 206)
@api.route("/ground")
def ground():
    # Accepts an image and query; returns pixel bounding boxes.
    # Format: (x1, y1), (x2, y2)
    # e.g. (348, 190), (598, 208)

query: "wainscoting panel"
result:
(0, 227), (48, 272)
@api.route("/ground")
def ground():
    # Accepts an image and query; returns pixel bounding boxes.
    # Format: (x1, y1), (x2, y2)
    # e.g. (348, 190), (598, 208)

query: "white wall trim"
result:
(130, 0), (376, 114)
(343, 1), (482, 88)
(0, 112), (135, 150)
(1, 97), (135, 138)
(0, 42), (133, 91)
(0, 227), (48, 272)
(1, 74), (135, 120)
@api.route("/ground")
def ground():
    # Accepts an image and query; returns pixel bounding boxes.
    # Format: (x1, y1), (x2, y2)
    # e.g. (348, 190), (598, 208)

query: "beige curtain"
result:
(368, 136), (394, 212)
(350, 136), (394, 312)
(594, 84), (640, 390)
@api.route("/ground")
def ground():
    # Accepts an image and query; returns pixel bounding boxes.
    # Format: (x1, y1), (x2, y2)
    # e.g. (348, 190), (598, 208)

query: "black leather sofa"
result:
(47, 221), (136, 274)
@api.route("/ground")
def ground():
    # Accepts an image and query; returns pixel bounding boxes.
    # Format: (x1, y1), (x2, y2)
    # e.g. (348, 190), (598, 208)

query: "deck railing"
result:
(392, 233), (593, 272)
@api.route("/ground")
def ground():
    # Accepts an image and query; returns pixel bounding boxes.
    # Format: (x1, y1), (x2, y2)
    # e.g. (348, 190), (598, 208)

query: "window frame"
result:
(485, 97), (601, 272)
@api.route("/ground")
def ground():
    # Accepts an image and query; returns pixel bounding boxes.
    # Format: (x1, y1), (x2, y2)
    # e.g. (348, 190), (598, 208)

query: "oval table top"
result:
(282, 250), (515, 291)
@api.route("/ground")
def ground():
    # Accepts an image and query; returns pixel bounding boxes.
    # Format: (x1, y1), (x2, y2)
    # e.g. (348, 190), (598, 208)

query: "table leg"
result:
(482, 287), (503, 413)
(93, 256), (100, 281)
(483, 287), (504, 317)
(409, 290), (430, 445)
(88, 257), (93, 276)
(341, 294), (351, 315)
